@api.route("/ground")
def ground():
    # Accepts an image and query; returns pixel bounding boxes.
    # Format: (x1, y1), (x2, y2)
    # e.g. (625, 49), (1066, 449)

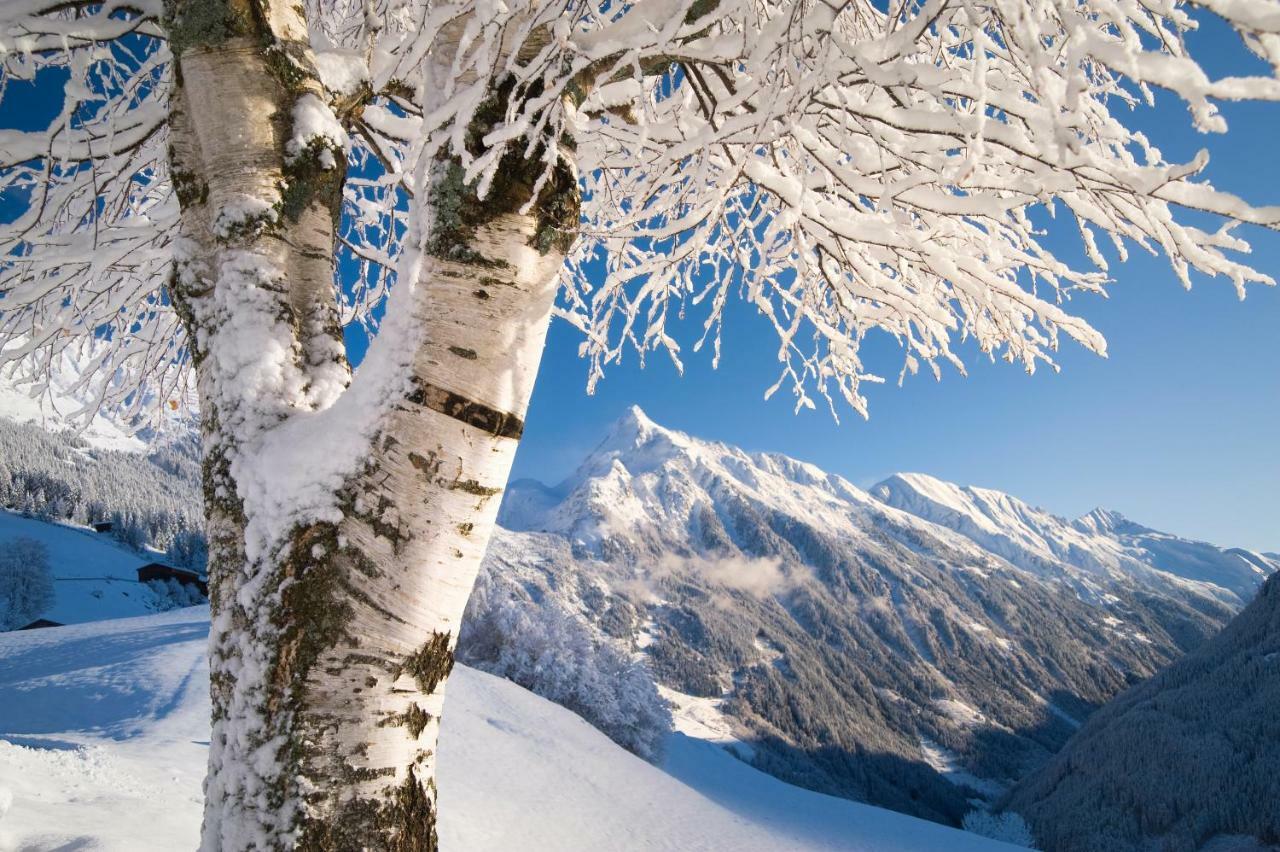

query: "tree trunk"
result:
(283, 208), (566, 850)
(166, 8), (577, 847)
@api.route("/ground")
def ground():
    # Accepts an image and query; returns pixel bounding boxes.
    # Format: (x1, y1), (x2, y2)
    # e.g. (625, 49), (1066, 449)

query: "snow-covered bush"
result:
(145, 578), (207, 612)
(0, 537), (54, 630)
(460, 576), (671, 762)
(963, 809), (1037, 848)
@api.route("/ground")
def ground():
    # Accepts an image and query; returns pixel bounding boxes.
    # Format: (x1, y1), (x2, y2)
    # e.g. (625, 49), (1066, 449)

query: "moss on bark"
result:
(165, 0), (252, 58)
(297, 766), (439, 852)
(426, 76), (580, 261)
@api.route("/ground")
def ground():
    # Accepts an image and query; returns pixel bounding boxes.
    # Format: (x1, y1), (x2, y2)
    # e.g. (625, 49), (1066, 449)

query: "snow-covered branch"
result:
(1, 6), (177, 424)
(3, 0), (1280, 427)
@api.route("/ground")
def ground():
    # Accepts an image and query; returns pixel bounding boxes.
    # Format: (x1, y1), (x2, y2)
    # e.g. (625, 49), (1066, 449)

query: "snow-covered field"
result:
(0, 511), (154, 625)
(0, 609), (1022, 851)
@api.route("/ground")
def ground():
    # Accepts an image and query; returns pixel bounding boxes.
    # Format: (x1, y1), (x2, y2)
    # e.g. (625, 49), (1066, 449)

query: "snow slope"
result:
(0, 347), (197, 455)
(0, 610), (1023, 851)
(0, 511), (156, 625)
(0, 375), (146, 454)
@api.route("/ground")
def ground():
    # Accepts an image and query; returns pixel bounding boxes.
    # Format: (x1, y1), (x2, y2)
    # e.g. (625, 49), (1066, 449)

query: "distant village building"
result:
(20, 619), (63, 630)
(137, 563), (209, 597)
(91, 521), (114, 533)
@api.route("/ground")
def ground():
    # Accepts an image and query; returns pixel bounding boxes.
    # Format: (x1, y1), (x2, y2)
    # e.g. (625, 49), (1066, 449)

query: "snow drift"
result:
(0, 609), (1024, 851)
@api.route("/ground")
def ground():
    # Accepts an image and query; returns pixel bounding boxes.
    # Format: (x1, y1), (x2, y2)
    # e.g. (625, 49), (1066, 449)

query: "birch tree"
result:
(2, 0), (1279, 847)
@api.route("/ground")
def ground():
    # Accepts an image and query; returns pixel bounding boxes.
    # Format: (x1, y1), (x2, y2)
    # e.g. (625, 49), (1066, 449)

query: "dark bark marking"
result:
(388, 766), (438, 852)
(275, 523), (356, 707)
(342, 763), (397, 783)
(340, 577), (410, 626)
(457, 522), (474, 537)
(399, 631), (455, 695)
(299, 765), (438, 852)
(472, 289), (490, 300)
(341, 652), (401, 673)
(376, 703), (433, 740)
(449, 478), (503, 498)
(447, 345), (478, 360)
(407, 450), (444, 479)
(405, 378), (524, 439)
(404, 704), (431, 739)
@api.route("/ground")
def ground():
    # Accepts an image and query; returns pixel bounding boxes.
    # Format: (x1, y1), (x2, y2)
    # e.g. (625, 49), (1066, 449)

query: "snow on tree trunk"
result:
(279, 208), (565, 849)
(166, 18), (574, 846)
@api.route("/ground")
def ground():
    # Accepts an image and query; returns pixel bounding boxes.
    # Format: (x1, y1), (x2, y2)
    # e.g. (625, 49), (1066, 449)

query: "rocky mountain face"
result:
(477, 407), (1274, 825)
(1005, 573), (1280, 852)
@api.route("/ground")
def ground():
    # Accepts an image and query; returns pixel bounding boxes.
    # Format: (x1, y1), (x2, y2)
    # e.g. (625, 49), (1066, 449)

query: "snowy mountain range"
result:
(477, 406), (1275, 824)
(3, 392), (1274, 832)
(872, 473), (1269, 608)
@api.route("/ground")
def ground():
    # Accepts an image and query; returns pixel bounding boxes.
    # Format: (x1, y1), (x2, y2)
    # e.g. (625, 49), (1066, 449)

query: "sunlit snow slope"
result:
(0, 346), (196, 454)
(0, 374), (146, 454)
(0, 610), (1023, 851)
(0, 510), (155, 624)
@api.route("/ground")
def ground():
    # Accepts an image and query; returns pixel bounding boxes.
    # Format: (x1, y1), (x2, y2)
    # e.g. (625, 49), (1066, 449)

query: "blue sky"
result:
(507, 25), (1280, 552)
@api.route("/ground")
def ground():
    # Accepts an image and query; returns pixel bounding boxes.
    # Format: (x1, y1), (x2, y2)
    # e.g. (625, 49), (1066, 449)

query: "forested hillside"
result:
(4, 403), (1273, 834)
(1005, 574), (1280, 852)
(0, 420), (205, 568)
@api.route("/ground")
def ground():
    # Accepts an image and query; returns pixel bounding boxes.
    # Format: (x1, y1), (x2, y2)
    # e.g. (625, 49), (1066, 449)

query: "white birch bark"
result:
(190, 210), (565, 850)
(167, 17), (573, 845)
(281, 210), (565, 849)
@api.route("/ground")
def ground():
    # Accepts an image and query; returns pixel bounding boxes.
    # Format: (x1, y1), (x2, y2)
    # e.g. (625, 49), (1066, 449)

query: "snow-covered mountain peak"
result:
(1072, 507), (1134, 536)
(616, 403), (661, 437)
(871, 471), (1274, 606)
(502, 409), (880, 552)
(601, 404), (677, 449)
(503, 411), (1273, 610)
(487, 413), (1272, 824)
(578, 405), (697, 475)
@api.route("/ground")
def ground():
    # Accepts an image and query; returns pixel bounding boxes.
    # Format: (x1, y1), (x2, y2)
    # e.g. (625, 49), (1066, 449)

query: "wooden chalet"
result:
(137, 563), (209, 597)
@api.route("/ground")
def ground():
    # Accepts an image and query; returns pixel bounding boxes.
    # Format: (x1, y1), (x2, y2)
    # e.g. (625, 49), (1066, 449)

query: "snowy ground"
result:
(0, 609), (1023, 851)
(0, 511), (155, 625)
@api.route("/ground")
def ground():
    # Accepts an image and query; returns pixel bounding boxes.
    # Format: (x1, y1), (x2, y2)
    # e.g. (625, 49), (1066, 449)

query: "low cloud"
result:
(652, 553), (813, 600)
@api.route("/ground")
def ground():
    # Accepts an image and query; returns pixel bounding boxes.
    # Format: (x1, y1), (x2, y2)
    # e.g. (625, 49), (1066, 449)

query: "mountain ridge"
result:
(5, 399), (1273, 830)
(478, 406), (1274, 825)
